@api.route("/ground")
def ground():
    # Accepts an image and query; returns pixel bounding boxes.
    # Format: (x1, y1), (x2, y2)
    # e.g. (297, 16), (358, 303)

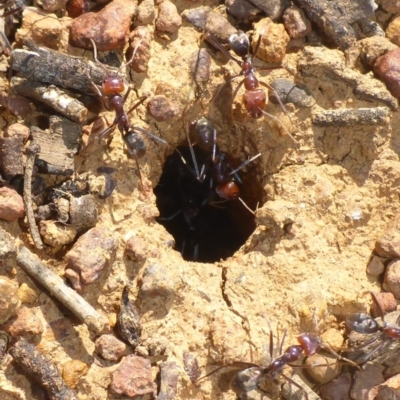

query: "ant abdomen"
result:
(124, 131), (146, 158)
(230, 367), (264, 395)
(192, 118), (215, 153)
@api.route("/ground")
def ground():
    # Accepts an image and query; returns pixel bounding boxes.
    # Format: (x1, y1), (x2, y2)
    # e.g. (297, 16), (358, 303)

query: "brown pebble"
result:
(95, 334), (126, 361)
(359, 36), (398, 67)
(139, 263), (176, 306)
(225, 0), (261, 21)
(379, 0), (400, 13)
(136, 0), (155, 25)
(158, 361), (179, 400)
(62, 360), (88, 388)
(110, 355), (154, 397)
(17, 8), (64, 49)
(3, 307), (44, 336)
(252, 18), (289, 63)
(376, 374), (400, 400)
(320, 372), (352, 400)
(371, 292), (397, 317)
(128, 26), (151, 73)
(6, 123), (30, 142)
(181, 6), (211, 31)
(305, 353), (341, 384)
(204, 11), (236, 43)
(367, 256), (385, 276)
(190, 48), (211, 87)
(0, 185), (24, 222)
(65, 226), (117, 291)
(69, 0), (138, 50)
(118, 286), (141, 348)
(68, 194), (98, 231)
(36, 0), (68, 12)
(125, 235), (160, 261)
(18, 283), (40, 304)
(375, 212), (400, 258)
(156, 0), (182, 34)
(147, 95), (180, 121)
(0, 136), (24, 179)
(374, 48), (400, 98)
(383, 260), (400, 298)
(0, 228), (16, 260)
(0, 93), (32, 118)
(386, 16), (400, 46)
(283, 5), (312, 39)
(183, 351), (201, 383)
(0, 331), (8, 362)
(350, 364), (385, 400)
(66, 0), (89, 18)
(39, 220), (78, 247)
(0, 277), (20, 324)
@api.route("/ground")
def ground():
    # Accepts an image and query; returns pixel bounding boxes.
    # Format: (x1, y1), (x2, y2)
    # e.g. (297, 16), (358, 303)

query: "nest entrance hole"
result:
(154, 143), (263, 263)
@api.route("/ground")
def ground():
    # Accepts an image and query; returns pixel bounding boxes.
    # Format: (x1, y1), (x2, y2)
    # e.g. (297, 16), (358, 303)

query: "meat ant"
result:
(196, 330), (357, 399)
(346, 292), (400, 365)
(205, 25), (298, 144)
(83, 39), (167, 181)
(155, 117), (260, 262)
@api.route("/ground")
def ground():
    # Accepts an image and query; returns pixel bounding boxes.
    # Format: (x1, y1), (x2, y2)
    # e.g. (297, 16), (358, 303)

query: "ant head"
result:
(228, 31), (250, 59)
(216, 181), (240, 200)
(102, 74), (125, 95)
(297, 333), (321, 356)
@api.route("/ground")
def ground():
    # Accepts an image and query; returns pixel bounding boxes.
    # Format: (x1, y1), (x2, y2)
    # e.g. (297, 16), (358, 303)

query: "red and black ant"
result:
(196, 330), (357, 399)
(155, 118), (260, 262)
(346, 292), (400, 365)
(205, 26), (298, 144)
(83, 39), (167, 180)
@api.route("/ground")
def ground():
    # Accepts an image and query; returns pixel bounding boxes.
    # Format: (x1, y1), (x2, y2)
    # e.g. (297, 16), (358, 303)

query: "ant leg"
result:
(90, 39), (109, 73)
(117, 37), (143, 73)
(260, 108), (298, 145)
(228, 153), (261, 177)
(125, 95), (147, 116)
(321, 342), (362, 370)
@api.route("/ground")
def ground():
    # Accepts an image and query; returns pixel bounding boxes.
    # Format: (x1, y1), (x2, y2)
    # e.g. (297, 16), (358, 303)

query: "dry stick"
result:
(9, 338), (78, 400)
(24, 142), (43, 250)
(11, 77), (88, 123)
(12, 241), (110, 334)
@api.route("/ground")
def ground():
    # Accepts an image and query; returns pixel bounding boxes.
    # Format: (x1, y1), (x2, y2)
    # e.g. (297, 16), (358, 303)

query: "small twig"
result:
(24, 141), (43, 250)
(9, 338), (78, 400)
(11, 238), (110, 333)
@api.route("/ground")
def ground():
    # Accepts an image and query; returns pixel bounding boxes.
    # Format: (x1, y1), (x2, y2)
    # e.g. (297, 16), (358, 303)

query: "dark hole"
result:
(154, 144), (262, 263)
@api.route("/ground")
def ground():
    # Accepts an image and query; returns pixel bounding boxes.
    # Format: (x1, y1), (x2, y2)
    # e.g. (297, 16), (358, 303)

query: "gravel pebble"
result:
(370, 292), (397, 317)
(181, 6), (211, 31)
(3, 307), (44, 336)
(320, 372), (352, 400)
(305, 353), (341, 384)
(18, 283), (39, 304)
(384, 260), (400, 298)
(376, 374), (400, 400)
(252, 18), (289, 64)
(61, 360), (88, 389)
(136, 0), (155, 25)
(270, 78), (315, 107)
(110, 355), (154, 397)
(386, 16), (400, 46)
(65, 226), (117, 291)
(204, 11), (236, 43)
(375, 48), (400, 98)
(379, 0), (400, 14)
(156, 0), (182, 34)
(0, 94), (32, 118)
(147, 95), (180, 121)
(66, 0), (89, 18)
(128, 26), (151, 73)
(225, 0), (261, 21)
(36, 0), (68, 12)
(0, 223), (16, 259)
(158, 361), (179, 400)
(359, 36), (398, 68)
(367, 256), (385, 276)
(0, 136), (24, 179)
(375, 212), (400, 258)
(283, 6), (312, 39)
(95, 334), (126, 361)
(249, 0), (289, 20)
(0, 186), (24, 221)
(6, 123), (30, 142)
(0, 277), (20, 324)
(69, 0), (137, 50)
(125, 235), (160, 261)
(39, 220), (78, 247)
(190, 48), (211, 87)
(350, 364), (385, 400)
